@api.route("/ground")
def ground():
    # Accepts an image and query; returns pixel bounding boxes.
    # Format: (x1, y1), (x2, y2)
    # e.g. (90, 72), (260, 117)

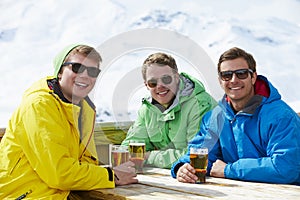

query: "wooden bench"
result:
(94, 121), (133, 164)
(94, 121), (133, 145)
(0, 122), (133, 165)
(0, 121), (132, 142)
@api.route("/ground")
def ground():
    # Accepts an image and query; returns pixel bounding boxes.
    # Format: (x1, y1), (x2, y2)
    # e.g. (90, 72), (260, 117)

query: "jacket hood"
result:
(220, 75), (281, 115)
(23, 76), (54, 98)
(167, 72), (204, 110)
(179, 72), (205, 97)
(53, 43), (83, 78)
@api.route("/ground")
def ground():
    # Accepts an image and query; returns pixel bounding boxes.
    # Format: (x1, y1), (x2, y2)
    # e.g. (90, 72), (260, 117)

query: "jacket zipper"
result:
(15, 189), (32, 200)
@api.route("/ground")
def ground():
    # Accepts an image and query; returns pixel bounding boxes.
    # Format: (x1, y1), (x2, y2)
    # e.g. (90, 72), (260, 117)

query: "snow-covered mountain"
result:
(1, 0), (300, 126)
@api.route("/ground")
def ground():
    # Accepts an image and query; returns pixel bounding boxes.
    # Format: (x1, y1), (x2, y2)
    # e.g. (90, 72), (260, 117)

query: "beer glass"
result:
(129, 140), (145, 173)
(190, 147), (208, 183)
(110, 145), (129, 168)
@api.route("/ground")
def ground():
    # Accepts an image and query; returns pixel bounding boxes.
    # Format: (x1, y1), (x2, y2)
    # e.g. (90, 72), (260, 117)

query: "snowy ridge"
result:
(0, 0), (300, 125)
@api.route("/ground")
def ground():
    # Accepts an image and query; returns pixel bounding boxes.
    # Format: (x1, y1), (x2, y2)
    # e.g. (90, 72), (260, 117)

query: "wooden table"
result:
(97, 167), (300, 200)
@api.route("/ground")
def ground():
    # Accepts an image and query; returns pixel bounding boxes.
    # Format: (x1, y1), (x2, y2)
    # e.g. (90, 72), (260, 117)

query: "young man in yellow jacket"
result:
(0, 44), (137, 199)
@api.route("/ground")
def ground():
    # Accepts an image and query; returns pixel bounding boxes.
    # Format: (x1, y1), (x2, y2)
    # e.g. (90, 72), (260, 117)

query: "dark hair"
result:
(217, 47), (256, 73)
(142, 52), (178, 81)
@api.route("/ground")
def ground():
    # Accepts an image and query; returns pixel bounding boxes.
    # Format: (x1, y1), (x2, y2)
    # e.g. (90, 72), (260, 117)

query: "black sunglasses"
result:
(147, 75), (173, 88)
(62, 62), (101, 78)
(219, 69), (254, 81)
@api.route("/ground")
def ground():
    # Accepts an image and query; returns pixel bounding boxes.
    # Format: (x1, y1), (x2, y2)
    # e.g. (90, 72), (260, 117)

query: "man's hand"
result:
(176, 163), (198, 183)
(113, 161), (138, 186)
(210, 159), (226, 178)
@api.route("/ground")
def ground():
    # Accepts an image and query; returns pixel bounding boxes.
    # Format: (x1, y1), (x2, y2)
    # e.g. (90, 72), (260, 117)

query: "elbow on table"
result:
(224, 164), (299, 184)
(276, 170), (300, 184)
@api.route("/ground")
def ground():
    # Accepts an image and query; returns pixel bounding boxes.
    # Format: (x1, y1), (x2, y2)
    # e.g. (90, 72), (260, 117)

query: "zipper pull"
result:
(15, 189), (32, 200)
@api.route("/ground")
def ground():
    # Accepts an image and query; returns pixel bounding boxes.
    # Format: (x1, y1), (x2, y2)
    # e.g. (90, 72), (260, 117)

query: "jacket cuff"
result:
(171, 162), (184, 178)
(224, 163), (231, 178)
(105, 167), (114, 181)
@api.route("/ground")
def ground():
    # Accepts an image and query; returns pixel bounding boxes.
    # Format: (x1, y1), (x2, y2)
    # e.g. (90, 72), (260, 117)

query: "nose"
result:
(156, 79), (166, 87)
(230, 73), (239, 82)
(78, 68), (89, 77)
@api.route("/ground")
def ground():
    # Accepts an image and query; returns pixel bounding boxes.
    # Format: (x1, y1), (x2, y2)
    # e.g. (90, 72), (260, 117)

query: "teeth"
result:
(75, 82), (88, 87)
(231, 87), (242, 90)
(158, 91), (168, 95)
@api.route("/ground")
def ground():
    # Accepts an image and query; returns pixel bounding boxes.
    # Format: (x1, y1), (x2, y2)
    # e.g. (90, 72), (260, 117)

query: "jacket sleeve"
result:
(147, 148), (186, 169)
(224, 112), (300, 184)
(170, 131), (221, 178)
(21, 96), (115, 190)
(171, 110), (222, 178)
(121, 108), (154, 149)
(170, 151), (190, 178)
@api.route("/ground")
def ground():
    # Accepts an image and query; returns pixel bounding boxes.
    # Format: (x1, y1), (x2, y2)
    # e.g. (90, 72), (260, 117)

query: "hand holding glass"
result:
(190, 147), (208, 183)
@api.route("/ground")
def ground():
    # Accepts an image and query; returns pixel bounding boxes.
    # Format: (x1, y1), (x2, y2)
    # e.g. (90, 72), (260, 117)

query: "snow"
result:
(1, 0), (300, 126)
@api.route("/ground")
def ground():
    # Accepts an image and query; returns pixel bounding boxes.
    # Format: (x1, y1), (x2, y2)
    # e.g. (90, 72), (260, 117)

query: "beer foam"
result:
(112, 149), (128, 152)
(129, 143), (145, 146)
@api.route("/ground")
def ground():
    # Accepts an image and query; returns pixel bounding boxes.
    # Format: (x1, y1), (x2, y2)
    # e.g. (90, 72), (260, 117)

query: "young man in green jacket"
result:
(122, 52), (216, 168)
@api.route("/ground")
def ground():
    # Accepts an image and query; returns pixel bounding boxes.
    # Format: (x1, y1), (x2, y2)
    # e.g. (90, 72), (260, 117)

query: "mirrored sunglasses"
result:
(219, 69), (253, 81)
(147, 75), (173, 88)
(62, 62), (101, 78)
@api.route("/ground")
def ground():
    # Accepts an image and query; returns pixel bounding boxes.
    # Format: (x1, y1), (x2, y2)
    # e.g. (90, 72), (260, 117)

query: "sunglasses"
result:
(62, 62), (101, 78)
(219, 69), (254, 81)
(147, 75), (174, 88)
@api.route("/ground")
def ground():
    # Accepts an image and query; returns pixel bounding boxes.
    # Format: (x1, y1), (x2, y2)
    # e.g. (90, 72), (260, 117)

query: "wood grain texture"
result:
(97, 167), (300, 200)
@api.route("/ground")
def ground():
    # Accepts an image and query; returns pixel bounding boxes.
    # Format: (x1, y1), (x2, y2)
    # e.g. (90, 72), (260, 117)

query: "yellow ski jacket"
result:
(0, 77), (115, 199)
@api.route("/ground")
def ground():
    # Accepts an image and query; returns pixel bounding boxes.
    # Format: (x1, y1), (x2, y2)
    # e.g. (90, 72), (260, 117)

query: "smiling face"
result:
(145, 64), (179, 107)
(58, 53), (99, 104)
(219, 57), (257, 111)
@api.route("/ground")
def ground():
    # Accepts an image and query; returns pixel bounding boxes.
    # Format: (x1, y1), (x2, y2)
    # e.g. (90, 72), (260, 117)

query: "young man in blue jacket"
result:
(171, 47), (300, 185)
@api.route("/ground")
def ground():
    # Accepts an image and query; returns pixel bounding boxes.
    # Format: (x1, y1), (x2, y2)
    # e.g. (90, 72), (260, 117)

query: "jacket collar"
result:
(222, 75), (276, 115)
(47, 77), (95, 109)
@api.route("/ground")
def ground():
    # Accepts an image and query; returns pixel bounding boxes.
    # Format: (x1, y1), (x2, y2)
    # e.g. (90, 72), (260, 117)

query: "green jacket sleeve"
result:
(121, 108), (155, 150)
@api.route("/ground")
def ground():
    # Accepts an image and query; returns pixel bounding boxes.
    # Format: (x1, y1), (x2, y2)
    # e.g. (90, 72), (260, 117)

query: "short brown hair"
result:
(217, 47), (256, 73)
(142, 52), (178, 81)
(64, 45), (102, 65)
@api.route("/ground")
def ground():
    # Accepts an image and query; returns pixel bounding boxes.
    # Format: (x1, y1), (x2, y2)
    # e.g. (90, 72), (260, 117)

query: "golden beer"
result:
(111, 145), (129, 167)
(129, 141), (145, 173)
(190, 147), (208, 183)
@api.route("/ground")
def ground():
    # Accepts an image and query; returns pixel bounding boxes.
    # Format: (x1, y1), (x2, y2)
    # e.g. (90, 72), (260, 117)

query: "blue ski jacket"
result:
(171, 75), (300, 185)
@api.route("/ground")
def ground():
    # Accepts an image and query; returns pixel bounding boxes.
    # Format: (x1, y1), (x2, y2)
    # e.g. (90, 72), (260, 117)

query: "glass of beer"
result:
(129, 140), (145, 174)
(110, 145), (129, 168)
(190, 147), (208, 183)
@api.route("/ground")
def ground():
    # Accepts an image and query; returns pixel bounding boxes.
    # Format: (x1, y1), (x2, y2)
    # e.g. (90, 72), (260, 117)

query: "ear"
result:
(218, 76), (224, 89)
(251, 72), (257, 85)
(144, 81), (149, 90)
(57, 72), (62, 79)
(174, 72), (180, 83)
